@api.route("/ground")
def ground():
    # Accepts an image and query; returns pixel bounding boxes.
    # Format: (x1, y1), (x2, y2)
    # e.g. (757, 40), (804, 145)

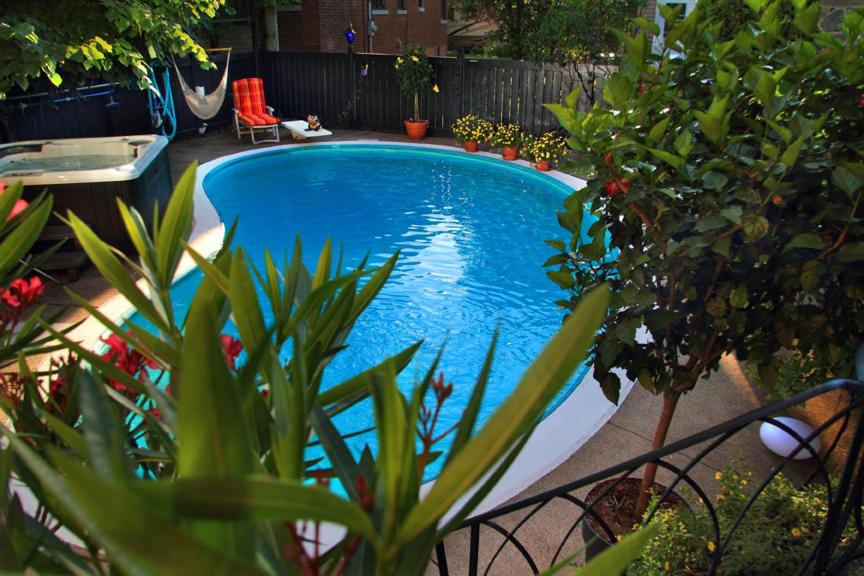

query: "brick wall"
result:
(276, 0), (448, 55)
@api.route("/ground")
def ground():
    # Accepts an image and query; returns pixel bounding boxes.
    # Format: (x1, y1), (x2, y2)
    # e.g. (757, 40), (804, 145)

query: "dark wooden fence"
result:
(1, 51), (598, 142)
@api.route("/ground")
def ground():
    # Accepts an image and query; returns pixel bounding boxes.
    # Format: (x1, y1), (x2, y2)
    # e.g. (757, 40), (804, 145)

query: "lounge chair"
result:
(232, 78), (280, 144)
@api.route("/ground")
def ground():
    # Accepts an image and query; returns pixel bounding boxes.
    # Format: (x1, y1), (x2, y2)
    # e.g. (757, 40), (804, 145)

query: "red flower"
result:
(0, 182), (29, 221)
(1, 276), (44, 309)
(149, 407), (162, 421)
(604, 181), (621, 197)
(220, 334), (244, 370)
(100, 332), (157, 398)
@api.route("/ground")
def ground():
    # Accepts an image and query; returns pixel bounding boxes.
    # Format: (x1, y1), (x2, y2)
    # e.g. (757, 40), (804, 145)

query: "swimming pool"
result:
(122, 142), (625, 491)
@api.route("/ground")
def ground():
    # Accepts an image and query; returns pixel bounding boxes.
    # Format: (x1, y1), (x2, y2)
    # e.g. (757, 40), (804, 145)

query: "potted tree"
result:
(451, 114), (494, 152)
(395, 45), (434, 141)
(546, 1), (864, 554)
(490, 123), (525, 160)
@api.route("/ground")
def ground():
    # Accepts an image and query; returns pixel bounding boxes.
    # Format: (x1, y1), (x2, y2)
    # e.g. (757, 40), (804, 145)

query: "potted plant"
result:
(545, 1), (864, 555)
(490, 123), (524, 160)
(524, 131), (569, 171)
(451, 114), (493, 152)
(395, 44), (434, 141)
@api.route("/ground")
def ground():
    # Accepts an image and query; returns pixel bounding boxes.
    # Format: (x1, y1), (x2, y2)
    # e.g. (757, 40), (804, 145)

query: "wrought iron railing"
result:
(434, 380), (864, 575)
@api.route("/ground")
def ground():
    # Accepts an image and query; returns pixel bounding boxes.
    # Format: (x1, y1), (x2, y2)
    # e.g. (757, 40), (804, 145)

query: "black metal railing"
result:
(434, 380), (864, 575)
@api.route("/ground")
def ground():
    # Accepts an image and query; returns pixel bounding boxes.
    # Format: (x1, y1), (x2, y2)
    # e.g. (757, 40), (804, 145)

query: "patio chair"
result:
(231, 77), (280, 144)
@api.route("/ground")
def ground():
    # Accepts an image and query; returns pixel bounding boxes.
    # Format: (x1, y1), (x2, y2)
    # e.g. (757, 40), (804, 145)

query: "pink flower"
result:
(100, 332), (157, 398)
(0, 182), (29, 221)
(220, 334), (244, 370)
(1, 276), (44, 309)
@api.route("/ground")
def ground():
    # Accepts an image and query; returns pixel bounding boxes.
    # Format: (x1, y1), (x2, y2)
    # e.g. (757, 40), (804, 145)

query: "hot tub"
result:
(0, 135), (172, 253)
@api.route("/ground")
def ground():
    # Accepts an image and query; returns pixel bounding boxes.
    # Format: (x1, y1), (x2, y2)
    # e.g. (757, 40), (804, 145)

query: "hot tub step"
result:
(38, 251), (89, 283)
(39, 224), (76, 243)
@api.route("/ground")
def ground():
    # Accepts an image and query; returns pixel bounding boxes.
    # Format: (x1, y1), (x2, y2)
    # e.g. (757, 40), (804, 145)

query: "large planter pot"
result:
(404, 120), (428, 141)
(581, 478), (686, 562)
(535, 160), (551, 172)
(464, 140), (479, 153)
(502, 146), (519, 161)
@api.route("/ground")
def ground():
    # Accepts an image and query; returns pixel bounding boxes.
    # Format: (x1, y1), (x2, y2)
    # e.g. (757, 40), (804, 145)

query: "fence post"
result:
(458, 48), (465, 119)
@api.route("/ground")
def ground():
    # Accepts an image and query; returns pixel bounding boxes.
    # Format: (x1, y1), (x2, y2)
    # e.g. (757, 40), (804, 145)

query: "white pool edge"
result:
(35, 140), (632, 532)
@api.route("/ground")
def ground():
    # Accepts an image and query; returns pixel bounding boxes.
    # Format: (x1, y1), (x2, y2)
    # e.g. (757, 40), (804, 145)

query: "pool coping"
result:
(39, 140), (633, 532)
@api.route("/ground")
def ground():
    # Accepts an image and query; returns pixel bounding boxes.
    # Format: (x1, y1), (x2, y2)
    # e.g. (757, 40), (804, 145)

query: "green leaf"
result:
(742, 215), (770, 241)
(793, 2), (820, 34)
(647, 117), (670, 145)
(399, 286), (608, 542)
(783, 233), (823, 253)
(569, 523), (660, 576)
(139, 477), (379, 544)
(77, 370), (128, 483)
(155, 163), (196, 287)
(800, 260), (825, 292)
(779, 135), (804, 168)
(0, 194), (52, 277)
(832, 166), (861, 197)
(729, 285), (748, 309)
(646, 148), (683, 170)
(603, 75), (633, 108)
(228, 248), (268, 360)
(701, 171), (728, 190)
(695, 214), (727, 232)
(694, 111), (723, 144)
(3, 433), (263, 576)
(720, 206), (743, 224)
(706, 298), (727, 318)
(837, 242), (864, 262)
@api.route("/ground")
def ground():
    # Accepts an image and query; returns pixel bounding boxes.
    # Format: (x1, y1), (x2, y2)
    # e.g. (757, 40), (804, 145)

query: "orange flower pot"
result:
(535, 160), (551, 172)
(464, 140), (479, 153)
(502, 146), (519, 161)
(404, 120), (429, 141)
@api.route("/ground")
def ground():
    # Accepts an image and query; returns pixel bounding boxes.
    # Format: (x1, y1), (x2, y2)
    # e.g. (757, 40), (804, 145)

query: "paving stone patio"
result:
(24, 125), (817, 573)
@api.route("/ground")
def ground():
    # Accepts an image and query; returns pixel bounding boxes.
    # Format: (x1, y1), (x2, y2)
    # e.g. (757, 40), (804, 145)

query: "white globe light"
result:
(759, 417), (821, 460)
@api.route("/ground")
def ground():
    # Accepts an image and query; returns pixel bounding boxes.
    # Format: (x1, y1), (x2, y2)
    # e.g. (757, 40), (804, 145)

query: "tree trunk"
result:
(413, 90), (420, 122)
(635, 390), (680, 518)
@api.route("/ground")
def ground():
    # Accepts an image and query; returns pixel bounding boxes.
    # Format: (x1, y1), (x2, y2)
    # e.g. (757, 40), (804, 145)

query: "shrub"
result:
(629, 465), (856, 575)
(489, 123), (525, 148)
(451, 114), (494, 143)
(697, 0), (797, 41)
(545, 0), (864, 519)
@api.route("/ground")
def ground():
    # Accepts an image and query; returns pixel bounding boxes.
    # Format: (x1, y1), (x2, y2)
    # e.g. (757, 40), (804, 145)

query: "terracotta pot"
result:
(581, 478), (687, 562)
(502, 145), (519, 161)
(535, 160), (551, 171)
(464, 140), (479, 153)
(404, 120), (428, 141)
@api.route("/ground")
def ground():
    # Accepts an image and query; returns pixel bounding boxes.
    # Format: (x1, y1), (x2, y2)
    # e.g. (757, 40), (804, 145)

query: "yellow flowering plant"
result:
(489, 123), (524, 148)
(394, 44), (434, 122)
(523, 131), (569, 164)
(451, 115), (494, 144)
(628, 464), (858, 575)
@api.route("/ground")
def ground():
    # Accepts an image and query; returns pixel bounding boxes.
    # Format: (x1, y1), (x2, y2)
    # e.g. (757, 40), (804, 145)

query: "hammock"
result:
(172, 49), (231, 120)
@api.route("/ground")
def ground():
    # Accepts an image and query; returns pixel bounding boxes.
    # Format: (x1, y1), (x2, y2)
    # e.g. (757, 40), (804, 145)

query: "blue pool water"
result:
(130, 144), (590, 480)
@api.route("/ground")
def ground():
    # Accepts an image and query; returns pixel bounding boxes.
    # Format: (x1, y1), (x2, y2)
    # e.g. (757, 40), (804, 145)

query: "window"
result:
(440, 0), (447, 20)
(397, 0), (406, 10)
(418, 0), (424, 9)
(372, 0), (385, 9)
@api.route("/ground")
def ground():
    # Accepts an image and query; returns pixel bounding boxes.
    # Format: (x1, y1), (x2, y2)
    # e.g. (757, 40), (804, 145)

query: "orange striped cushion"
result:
(237, 112), (279, 126)
(232, 78), (269, 116)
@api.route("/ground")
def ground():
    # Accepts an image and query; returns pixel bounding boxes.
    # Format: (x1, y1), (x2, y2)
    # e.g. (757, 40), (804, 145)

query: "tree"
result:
(547, 0), (863, 522)
(0, 0), (227, 98)
(458, 0), (643, 106)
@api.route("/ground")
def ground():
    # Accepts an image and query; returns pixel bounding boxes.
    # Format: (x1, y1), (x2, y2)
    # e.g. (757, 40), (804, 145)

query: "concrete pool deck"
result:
(18, 127), (794, 573)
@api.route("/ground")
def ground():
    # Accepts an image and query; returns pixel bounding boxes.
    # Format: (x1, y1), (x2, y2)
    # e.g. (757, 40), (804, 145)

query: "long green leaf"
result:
(309, 403), (362, 502)
(0, 195), (52, 277)
(569, 523), (659, 575)
(370, 368), (408, 541)
(138, 476), (379, 544)
(76, 370), (128, 483)
(3, 432), (264, 576)
(229, 247), (269, 359)
(155, 163), (196, 286)
(66, 212), (165, 332)
(399, 286), (608, 542)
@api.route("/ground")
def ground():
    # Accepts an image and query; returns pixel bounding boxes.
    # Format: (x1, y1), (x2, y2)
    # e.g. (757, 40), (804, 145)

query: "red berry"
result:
(604, 181), (620, 197)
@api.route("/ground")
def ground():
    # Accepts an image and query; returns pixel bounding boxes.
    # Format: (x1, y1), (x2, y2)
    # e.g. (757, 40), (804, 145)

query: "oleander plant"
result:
(0, 165), (660, 574)
(451, 114), (494, 144)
